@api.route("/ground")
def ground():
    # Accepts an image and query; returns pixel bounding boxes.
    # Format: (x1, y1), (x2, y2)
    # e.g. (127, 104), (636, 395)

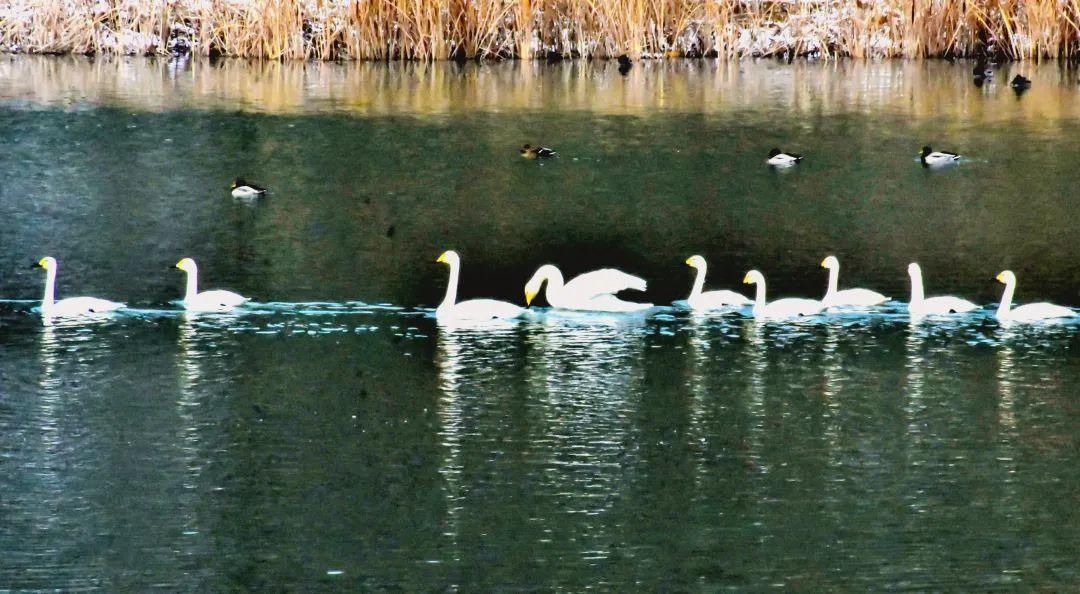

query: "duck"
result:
(742, 270), (823, 319)
(994, 270), (1075, 323)
(1010, 74), (1031, 90)
(684, 255), (752, 311)
(617, 54), (633, 75)
(919, 145), (960, 167)
(907, 262), (977, 317)
(231, 178), (267, 198)
(33, 256), (125, 317)
(435, 250), (525, 323)
(820, 255), (888, 308)
(520, 144), (556, 159)
(173, 257), (249, 312)
(767, 148), (803, 167)
(524, 264), (652, 312)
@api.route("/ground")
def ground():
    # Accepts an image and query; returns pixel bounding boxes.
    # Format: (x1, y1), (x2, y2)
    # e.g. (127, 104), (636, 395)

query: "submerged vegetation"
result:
(2, 0), (1080, 61)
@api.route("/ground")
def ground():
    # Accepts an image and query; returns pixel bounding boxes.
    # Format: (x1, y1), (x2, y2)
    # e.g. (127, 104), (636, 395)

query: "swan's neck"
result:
(184, 267), (199, 301)
(825, 266), (839, 298)
(440, 261), (460, 309)
(752, 280), (767, 313)
(688, 265), (706, 299)
(909, 270), (924, 306)
(543, 267), (565, 300)
(997, 279), (1015, 318)
(41, 267), (57, 312)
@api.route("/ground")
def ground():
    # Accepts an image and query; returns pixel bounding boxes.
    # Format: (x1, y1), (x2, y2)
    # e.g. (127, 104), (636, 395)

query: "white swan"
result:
(742, 269), (823, 319)
(436, 250), (524, 323)
(820, 255), (888, 308)
(995, 270), (1075, 322)
(174, 258), (249, 311)
(684, 255), (751, 311)
(907, 263), (977, 317)
(33, 256), (124, 317)
(524, 264), (652, 312)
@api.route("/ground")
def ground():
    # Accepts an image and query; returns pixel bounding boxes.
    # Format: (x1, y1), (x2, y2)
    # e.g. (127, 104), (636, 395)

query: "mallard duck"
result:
(520, 144), (557, 159)
(231, 178), (267, 198)
(767, 148), (803, 167)
(919, 146), (960, 167)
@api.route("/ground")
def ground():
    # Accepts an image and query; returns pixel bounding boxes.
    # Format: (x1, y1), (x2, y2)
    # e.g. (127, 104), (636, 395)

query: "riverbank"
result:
(1, 0), (1078, 61)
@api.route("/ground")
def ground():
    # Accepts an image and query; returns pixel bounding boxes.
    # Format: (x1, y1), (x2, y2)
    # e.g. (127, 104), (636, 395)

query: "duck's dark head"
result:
(232, 178), (246, 189)
(617, 54), (631, 67)
(920, 146), (933, 158)
(768, 148), (781, 158)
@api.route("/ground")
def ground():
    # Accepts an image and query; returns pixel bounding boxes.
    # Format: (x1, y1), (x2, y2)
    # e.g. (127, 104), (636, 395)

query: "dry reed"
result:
(2, 0), (1080, 60)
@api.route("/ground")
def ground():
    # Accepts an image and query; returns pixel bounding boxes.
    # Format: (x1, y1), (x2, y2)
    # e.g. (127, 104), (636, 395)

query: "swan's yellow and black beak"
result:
(995, 272), (1005, 283)
(684, 257), (694, 266)
(525, 288), (538, 306)
(31, 259), (44, 269)
(742, 273), (752, 284)
(820, 258), (828, 268)
(436, 251), (449, 264)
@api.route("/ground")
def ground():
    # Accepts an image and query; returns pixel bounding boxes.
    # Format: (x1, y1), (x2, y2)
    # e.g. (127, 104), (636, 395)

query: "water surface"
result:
(1, 56), (1078, 591)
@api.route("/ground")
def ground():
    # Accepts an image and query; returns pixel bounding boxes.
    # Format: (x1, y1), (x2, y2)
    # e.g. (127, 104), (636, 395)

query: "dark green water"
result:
(1, 57), (1078, 590)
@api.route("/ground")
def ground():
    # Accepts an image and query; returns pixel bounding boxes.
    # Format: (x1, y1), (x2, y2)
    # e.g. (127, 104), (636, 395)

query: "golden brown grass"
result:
(2, 0), (1080, 60)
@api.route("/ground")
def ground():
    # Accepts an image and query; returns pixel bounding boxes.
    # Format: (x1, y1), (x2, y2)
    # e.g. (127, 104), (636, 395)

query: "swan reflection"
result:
(434, 323), (522, 559)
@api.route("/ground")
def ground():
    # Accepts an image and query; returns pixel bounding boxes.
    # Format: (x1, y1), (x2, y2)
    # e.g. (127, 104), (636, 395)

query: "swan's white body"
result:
(820, 255), (888, 308)
(35, 256), (124, 317)
(995, 270), (1075, 323)
(907, 263), (977, 317)
(436, 251), (524, 323)
(175, 258), (249, 311)
(524, 264), (652, 312)
(743, 269), (823, 319)
(684, 255), (751, 311)
(920, 146), (960, 167)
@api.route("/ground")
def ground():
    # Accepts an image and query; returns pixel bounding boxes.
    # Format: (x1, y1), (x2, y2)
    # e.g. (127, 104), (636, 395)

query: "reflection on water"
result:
(3, 54), (1080, 589)
(5, 56), (1080, 119)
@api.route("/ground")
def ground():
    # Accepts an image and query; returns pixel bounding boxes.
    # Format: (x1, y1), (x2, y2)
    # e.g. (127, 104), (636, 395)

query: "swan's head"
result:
(524, 264), (559, 306)
(436, 250), (460, 267)
(920, 146), (933, 158)
(768, 148), (781, 157)
(821, 255), (839, 270)
(175, 257), (198, 272)
(996, 270), (1016, 285)
(907, 262), (922, 277)
(34, 256), (57, 271)
(685, 255), (706, 269)
(742, 270), (764, 285)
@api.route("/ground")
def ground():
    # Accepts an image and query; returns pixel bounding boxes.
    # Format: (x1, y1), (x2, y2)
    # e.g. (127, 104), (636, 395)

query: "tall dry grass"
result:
(2, 0), (1080, 60)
